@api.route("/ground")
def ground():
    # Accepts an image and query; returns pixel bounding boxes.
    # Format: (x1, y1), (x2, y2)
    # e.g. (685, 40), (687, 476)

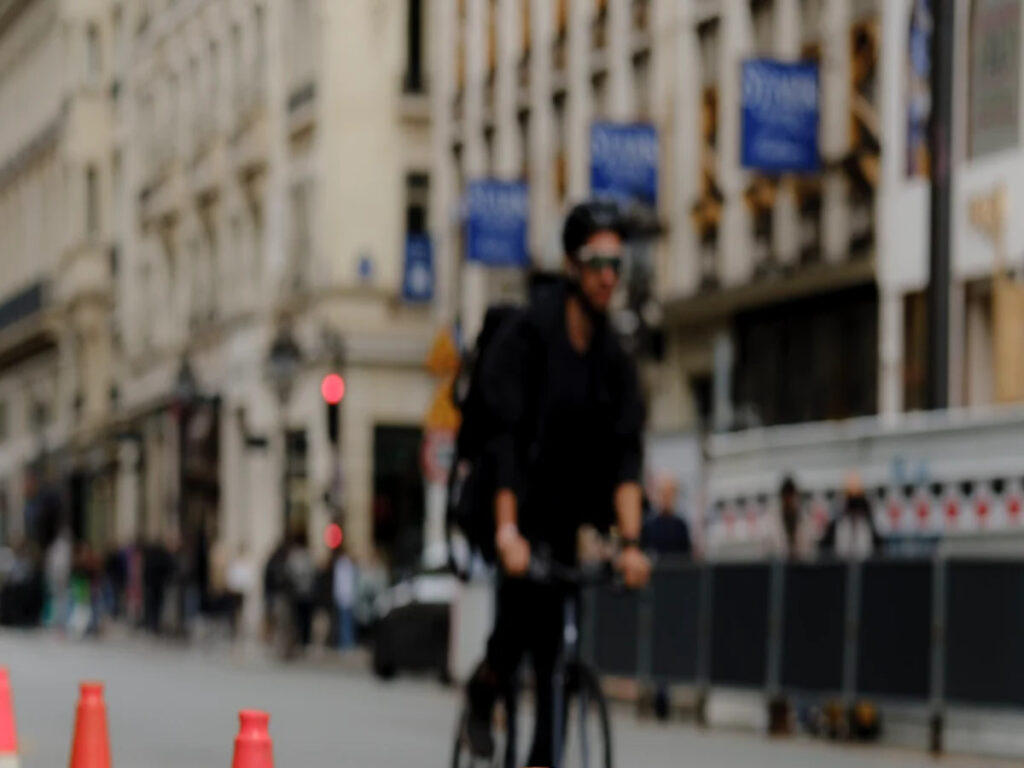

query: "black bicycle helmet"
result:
(562, 200), (626, 260)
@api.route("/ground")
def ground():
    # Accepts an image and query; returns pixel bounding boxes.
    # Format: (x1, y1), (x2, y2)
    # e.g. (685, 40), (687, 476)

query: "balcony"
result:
(285, 237), (312, 296)
(191, 111), (218, 163)
(0, 282), (47, 337)
(147, 128), (177, 185)
(632, 0), (650, 32)
(232, 77), (267, 139)
(398, 75), (430, 124)
(287, 80), (316, 137)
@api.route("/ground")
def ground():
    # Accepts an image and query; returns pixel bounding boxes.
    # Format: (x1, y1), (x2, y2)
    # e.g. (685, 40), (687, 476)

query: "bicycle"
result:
(451, 554), (614, 768)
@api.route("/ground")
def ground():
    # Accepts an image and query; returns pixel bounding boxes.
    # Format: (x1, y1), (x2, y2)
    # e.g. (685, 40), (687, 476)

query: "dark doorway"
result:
(733, 283), (879, 427)
(372, 425), (425, 575)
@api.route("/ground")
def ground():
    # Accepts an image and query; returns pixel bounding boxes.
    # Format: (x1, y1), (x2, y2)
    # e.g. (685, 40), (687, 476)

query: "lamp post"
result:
(172, 357), (199, 636)
(173, 357), (199, 537)
(264, 324), (303, 531)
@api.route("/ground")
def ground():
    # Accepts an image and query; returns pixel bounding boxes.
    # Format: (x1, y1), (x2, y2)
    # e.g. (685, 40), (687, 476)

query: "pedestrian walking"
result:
(641, 473), (692, 721)
(332, 546), (358, 651)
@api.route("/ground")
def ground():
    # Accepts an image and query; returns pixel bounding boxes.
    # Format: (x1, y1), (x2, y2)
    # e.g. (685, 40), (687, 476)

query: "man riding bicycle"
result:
(466, 200), (652, 766)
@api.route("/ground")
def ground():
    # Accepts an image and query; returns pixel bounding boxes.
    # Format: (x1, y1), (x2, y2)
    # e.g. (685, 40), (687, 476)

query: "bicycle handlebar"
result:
(523, 554), (617, 588)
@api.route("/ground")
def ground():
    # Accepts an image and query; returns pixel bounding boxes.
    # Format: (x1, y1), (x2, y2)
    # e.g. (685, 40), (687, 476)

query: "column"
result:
(431, 0), (457, 322)
(712, 329), (735, 432)
(773, 0), (801, 266)
(495, 0), (522, 176)
(530, 0), (557, 269)
(670, 1), (701, 296)
(878, 289), (904, 418)
(462, 0), (488, 341)
(718, 1), (754, 286)
(566, 0), (592, 200)
(261, 0), (289, 288)
(608, 0), (633, 119)
(821, 0), (851, 263)
(877, 0), (909, 415)
(116, 440), (141, 545)
(650, 0), (675, 296)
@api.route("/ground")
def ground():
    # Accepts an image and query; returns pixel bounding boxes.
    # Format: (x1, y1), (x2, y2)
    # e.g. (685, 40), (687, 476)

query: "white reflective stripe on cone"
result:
(0, 754), (20, 768)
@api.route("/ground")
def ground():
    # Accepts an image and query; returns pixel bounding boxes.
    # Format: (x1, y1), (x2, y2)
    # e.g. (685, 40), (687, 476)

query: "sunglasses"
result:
(577, 248), (624, 275)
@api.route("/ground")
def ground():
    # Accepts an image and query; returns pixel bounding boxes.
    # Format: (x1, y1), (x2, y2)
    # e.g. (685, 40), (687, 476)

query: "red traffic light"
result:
(324, 523), (344, 550)
(320, 373), (346, 405)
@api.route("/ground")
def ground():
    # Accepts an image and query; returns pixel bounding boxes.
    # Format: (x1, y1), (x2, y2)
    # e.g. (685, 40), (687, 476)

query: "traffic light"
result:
(321, 373), (345, 445)
(323, 522), (344, 550)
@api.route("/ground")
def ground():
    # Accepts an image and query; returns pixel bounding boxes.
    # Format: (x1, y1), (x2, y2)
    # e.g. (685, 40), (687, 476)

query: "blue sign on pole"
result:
(590, 122), (659, 205)
(741, 59), (821, 173)
(465, 180), (530, 268)
(402, 234), (434, 302)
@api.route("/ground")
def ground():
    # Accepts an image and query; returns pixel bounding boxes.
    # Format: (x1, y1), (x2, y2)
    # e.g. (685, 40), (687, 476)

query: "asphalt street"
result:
(0, 630), (1008, 767)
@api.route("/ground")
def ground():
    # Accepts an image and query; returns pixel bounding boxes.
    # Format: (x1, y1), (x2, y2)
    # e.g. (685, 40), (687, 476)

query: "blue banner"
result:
(465, 180), (529, 268)
(402, 234), (434, 302)
(590, 122), (659, 205)
(907, 0), (932, 177)
(741, 59), (821, 173)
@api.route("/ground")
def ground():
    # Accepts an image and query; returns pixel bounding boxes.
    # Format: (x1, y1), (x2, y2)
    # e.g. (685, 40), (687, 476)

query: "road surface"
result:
(0, 630), (1004, 767)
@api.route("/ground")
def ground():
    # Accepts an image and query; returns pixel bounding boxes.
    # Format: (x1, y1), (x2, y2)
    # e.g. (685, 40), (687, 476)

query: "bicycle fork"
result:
(552, 594), (586, 768)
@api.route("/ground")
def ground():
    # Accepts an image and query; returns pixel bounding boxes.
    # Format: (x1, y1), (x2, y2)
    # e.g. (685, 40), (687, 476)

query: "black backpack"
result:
(446, 304), (544, 576)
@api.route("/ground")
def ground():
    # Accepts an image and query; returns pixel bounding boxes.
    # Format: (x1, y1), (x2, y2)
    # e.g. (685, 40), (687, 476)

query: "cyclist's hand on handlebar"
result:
(496, 524), (530, 576)
(616, 546), (651, 589)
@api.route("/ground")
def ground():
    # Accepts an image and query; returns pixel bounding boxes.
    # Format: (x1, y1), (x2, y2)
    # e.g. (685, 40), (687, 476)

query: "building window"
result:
(800, 0), (823, 44)
(254, 5), (266, 75)
(751, 0), (775, 56)
(86, 165), (100, 238)
(209, 40), (220, 106)
(289, 0), (315, 88)
(903, 290), (928, 411)
(290, 181), (313, 290)
(698, 17), (720, 86)
(969, 0), (1022, 157)
(87, 22), (102, 79)
(112, 7), (123, 67)
(284, 429), (309, 531)
(592, 71), (608, 118)
(405, 172), (430, 234)
(632, 51), (651, 120)
(404, 0), (425, 93)
(517, 108), (530, 179)
(231, 23), (243, 105)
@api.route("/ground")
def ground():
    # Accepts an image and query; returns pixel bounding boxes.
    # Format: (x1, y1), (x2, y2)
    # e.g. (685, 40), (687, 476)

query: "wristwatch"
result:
(619, 536), (641, 551)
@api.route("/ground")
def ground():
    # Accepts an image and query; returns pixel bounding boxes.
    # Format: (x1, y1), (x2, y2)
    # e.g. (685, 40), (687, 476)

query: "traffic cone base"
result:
(0, 666), (18, 768)
(69, 681), (111, 768)
(232, 709), (273, 768)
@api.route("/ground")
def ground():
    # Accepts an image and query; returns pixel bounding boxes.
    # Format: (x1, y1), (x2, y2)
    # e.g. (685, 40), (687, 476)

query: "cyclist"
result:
(466, 200), (651, 765)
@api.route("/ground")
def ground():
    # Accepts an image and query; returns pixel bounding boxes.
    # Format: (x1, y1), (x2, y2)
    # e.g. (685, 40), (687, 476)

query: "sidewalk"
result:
(38, 620), (374, 676)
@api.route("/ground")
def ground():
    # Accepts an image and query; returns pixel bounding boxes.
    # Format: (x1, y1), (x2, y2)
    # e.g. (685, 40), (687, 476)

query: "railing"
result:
(582, 555), (1024, 747)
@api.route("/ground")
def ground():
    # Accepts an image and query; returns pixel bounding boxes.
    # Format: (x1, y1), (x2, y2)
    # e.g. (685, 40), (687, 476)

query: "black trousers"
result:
(472, 579), (571, 767)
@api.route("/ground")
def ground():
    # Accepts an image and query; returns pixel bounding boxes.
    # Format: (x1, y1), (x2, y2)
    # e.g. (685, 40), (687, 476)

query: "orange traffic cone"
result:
(0, 667), (18, 767)
(69, 682), (111, 768)
(232, 710), (273, 768)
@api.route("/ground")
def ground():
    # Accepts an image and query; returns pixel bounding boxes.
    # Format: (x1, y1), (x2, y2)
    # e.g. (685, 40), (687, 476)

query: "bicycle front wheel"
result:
(559, 663), (613, 768)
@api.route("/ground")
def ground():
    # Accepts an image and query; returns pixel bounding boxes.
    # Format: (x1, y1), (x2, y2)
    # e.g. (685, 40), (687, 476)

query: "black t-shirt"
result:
(480, 280), (645, 563)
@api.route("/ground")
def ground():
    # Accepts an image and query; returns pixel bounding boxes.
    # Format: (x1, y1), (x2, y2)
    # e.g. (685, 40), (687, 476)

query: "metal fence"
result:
(581, 556), (1024, 748)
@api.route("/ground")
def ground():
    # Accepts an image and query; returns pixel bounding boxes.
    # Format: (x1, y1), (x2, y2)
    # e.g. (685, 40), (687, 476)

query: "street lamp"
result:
(173, 356), (200, 637)
(174, 357), (199, 405)
(264, 325), (303, 407)
(264, 324), (303, 532)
